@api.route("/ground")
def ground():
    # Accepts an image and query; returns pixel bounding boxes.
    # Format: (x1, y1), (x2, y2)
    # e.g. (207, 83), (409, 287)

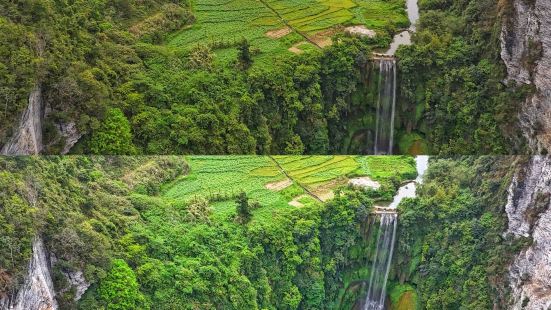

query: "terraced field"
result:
(161, 156), (416, 221)
(169, 0), (408, 63)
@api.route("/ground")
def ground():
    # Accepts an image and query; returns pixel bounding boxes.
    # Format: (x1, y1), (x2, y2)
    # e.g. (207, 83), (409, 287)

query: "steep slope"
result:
(501, 0), (551, 153)
(0, 86), (43, 155)
(0, 238), (58, 310)
(505, 156), (551, 309)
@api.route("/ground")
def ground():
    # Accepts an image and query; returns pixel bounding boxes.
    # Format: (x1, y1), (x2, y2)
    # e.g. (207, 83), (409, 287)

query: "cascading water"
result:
(363, 156), (428, 310)
(371, 0), (419, 155)
(364, 213), (397, 309)
(373, 59), (397, 155)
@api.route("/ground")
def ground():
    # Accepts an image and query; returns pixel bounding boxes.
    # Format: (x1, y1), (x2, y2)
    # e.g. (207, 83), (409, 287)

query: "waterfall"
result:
(363, 156), (428, 309)
(373, 59), (397, 155)
(364, 214), (397, 310)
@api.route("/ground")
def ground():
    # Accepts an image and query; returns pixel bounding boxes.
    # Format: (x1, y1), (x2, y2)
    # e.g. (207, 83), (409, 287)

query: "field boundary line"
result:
(269, 156), (323, 202)
(258, 0), (321, 48)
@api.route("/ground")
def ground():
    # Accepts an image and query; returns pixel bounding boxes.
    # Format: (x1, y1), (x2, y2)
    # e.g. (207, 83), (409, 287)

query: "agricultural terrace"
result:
(161, 156), (416, 222)
(169, 0), (408, 63)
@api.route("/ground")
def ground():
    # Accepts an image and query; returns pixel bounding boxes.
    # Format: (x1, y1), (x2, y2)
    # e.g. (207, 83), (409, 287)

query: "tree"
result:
(98, 259), (145, 310)
(284, 135), (305, 155)
(237, 39), (252, 70)
(187, 44), (214, 71)
(185, 197), (212, 224)
(89, 108), (137, 155)
(235, 191), (252, 224)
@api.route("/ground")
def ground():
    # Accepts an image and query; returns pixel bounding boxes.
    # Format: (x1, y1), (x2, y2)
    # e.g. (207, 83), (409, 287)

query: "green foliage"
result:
(0, 156), (417, 308)
(89, 108), (137, 155)
(236, 192), (253, 224)
(396, 0), (527, 154)
(395, 157), (527, 309)
(237, 39), (253, 70)
(0, 0), (412, 155)
(98, 259), (145, 310)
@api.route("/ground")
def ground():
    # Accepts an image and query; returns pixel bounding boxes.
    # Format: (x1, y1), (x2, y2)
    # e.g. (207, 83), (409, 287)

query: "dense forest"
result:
(0, 156), (540, 309)
(393, 157), (530, 308)
(395, 0), (529, 154)
(0, 156), (417, 309)
(0, 0), (528, 155)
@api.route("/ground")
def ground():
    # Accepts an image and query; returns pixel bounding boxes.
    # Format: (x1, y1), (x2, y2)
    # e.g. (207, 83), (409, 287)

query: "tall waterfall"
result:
(373, 59), (397, 155)
(364, 214), (397, 309)
(363, 156), (428, 309)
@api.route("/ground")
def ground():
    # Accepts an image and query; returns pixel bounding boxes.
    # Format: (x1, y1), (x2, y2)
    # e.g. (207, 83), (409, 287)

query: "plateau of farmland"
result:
(169, 0), (408, 63)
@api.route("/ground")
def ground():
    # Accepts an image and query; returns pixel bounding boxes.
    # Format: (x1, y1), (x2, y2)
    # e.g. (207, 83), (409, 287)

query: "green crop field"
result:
(160, 155), (416, 222)
(168, 0), (408, 63)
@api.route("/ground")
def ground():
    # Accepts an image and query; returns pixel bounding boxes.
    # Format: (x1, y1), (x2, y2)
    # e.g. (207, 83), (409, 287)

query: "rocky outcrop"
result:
(0, 86), (44, 155)
(501, 0), (551, 152)
(50, 254), (89, 301)
(57, 122), (81, 155)
(0, 238), (58, 310)
(505, 156), (551, 309)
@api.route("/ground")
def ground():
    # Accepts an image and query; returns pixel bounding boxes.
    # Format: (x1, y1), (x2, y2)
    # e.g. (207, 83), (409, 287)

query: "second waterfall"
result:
(373, 59), (397, 155)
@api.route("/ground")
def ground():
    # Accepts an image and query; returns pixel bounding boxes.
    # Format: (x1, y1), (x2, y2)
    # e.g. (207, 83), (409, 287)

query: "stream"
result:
(386, 0), (420, 55)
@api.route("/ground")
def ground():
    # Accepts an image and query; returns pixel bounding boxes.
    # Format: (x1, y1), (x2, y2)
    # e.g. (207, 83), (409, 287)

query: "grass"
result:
(166, 0), (408, 63)
(388, 283), (419, 310)
(357, 156), (417, 180)
(159, 155), (416, 222)
(273, 155), (362, 191)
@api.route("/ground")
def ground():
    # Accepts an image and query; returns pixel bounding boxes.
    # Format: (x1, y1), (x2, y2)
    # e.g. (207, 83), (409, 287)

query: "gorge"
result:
(0, 156), (550, 309)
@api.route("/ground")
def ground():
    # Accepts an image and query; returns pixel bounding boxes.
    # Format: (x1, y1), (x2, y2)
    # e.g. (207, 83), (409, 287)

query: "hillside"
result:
(0, 155), (416, 308)
(0, 0), (534, 155)
(2, 156), (550, 309)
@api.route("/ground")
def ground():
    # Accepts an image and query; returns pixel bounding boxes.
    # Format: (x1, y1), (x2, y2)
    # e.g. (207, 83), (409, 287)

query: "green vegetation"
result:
(393, 157), (530, 309)
(0, 155), (416, 309)
(0, 0), (411, 155)
(395, 0), (529, 154)
(168, 0), (407, 63)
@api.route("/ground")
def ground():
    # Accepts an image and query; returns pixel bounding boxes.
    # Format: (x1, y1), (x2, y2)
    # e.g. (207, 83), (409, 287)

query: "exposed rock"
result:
(57, 122), (82, 155)
(344, 25), (376, 38)
(348, 177), (381, 190)
(505, 156), (551, 309)
(49, 254), (89, 302)
(1, 86), (44, 155)
(0, 238), (58, 310)
(501, 0), (551, 152)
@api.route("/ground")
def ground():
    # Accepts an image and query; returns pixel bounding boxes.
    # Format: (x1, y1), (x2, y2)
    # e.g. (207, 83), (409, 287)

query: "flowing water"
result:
(373, 60), (397, 155)
(386, 0), (420, 56)
(372, 0), (419, 154)
(363, 156), (428, 310)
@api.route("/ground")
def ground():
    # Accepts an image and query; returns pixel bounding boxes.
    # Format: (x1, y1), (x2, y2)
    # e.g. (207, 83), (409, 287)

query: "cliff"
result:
(505, 156), (551, 309)
(0, 238), (58, 310)
(0, 86), (44, 155)
(501, 0), (551, 152)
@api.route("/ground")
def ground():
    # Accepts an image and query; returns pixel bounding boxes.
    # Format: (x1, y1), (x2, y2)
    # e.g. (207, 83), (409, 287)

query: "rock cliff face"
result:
(0, 86), (44, 155)
(0, 238), (58, 310)
(501, 0), (551, 152)
(505, 156), (551, 309)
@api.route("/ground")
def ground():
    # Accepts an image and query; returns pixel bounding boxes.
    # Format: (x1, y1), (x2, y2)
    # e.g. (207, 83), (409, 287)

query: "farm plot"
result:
(168, 0), (407, 62)
(168, 0), (291, 63)
(160, 156), (415, 222)
(273, 155), (363, 191)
